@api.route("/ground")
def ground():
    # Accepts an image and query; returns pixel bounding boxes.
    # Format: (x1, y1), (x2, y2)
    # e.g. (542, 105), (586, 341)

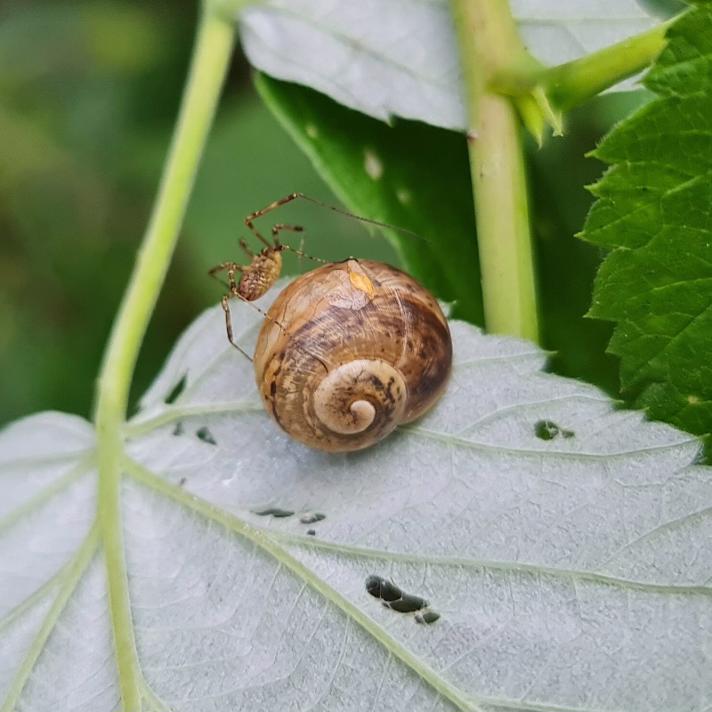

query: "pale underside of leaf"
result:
(1, 287), (711, 712)
(237, 0), (660, 130)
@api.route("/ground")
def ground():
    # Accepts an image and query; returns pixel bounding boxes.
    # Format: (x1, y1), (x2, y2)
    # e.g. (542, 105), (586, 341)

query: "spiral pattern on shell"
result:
(253, 259), (452, 452)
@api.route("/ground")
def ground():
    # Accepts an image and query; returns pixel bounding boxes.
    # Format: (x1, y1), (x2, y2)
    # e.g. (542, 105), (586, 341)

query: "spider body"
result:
(238, 248), (283, 301)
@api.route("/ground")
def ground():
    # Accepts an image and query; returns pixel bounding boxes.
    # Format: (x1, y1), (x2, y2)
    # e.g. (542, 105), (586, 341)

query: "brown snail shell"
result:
(253, 259), (452, 452)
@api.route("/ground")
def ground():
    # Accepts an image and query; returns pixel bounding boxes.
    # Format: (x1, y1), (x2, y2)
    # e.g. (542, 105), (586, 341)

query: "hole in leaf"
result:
(534, 419), (575, 440)
(196, 426), (217, 445)
(164, 374), (187, 404)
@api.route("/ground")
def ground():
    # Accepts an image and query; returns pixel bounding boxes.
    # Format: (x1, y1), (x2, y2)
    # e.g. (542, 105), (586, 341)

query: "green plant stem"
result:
(474, 95), (538, 339)
(93, 9), (235, 707)
(450, 0), (539, 341)
(541, 20), (672, 111)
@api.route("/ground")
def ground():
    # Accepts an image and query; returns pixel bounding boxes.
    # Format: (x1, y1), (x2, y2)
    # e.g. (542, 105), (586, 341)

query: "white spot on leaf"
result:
(396, 188), (411, 205)
(363, 148), (383, 180)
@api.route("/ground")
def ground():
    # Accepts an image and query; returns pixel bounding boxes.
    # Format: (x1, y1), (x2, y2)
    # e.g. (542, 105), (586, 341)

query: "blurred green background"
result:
(0, 0), (661, 426)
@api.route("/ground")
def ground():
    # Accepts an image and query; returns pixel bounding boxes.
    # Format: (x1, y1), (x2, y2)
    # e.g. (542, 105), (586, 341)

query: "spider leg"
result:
(220, 290), (290, 361)
(244, 193), (303, 248)
(238, 239), (254, 258)
(220, 295), (252, 361)
(209, 261), (242, 292)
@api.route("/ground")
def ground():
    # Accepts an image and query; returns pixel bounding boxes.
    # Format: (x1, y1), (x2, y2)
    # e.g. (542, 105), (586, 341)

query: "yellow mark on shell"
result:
(348, 270), (375, 298)
(364, 148), (383, 180)
(305, 123), (319, 139)
(687, 394), (702, 405)
(396, 188), (411, 205)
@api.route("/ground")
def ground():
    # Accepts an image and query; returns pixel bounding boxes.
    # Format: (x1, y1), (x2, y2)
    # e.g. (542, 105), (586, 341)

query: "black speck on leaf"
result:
(196, 426), (217, 445)
(415, 610), (440, 624)
(385, 593), (428, 613)
(366, 575), (400, 600)
(365, 575), (428, 612)
(252, 507), (295, 518)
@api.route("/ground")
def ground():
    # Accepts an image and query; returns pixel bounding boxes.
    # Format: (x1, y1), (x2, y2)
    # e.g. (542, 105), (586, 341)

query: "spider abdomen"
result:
(238, 251), (282, 301)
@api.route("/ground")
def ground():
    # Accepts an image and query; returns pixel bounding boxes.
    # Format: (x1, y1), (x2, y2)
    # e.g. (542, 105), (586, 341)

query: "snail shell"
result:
(253, 259), (452, 452)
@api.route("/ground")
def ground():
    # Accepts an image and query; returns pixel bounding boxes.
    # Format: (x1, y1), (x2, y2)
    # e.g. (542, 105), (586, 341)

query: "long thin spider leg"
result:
(208, 261), (242, 280)
(245, 191), (430, 245)
(209, 262), (243, 297)
(297, 233), (305, 271)
(220, 289), (290, 358)
(221, 295), (252, 361)
(271, 223), (303, 242)
(280, 243), (329, 265)
(236, 296), (287, 332)
(244, 193), (302, 248)
(238, 239), (254, 258)
(269, 224), (328, 266)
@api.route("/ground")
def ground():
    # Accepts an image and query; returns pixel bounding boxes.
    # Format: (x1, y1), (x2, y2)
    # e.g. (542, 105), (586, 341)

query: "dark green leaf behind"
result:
(254, 73), (483, 323)
(581, 2), (712, 443)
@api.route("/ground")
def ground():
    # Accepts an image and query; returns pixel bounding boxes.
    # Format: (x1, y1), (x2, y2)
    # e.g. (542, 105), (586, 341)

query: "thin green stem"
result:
(541, 20), (673, 111)
(470, 95), (538, 340)
(94, 12), (235, 422)
(93, 8), (235, 708)
(450, 0), (539, 341)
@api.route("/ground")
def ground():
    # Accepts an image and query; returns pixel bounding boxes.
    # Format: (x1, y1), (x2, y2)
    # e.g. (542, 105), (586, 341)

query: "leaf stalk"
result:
(539, 20), (673, 111)
(93, 8), (235, 706)
(450, 0), (539, 341)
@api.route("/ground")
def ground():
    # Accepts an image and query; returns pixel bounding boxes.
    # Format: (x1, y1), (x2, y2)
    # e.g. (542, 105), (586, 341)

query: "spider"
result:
(209, 192), (327, 359)
(209, 192), (424, 359)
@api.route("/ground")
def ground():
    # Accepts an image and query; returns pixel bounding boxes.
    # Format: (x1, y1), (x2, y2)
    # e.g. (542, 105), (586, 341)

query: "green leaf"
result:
(526, 94), (645, 397)
(255, 73), (483, 323)
(2, 289), (712, 711)
(581, 3), (712, 442)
